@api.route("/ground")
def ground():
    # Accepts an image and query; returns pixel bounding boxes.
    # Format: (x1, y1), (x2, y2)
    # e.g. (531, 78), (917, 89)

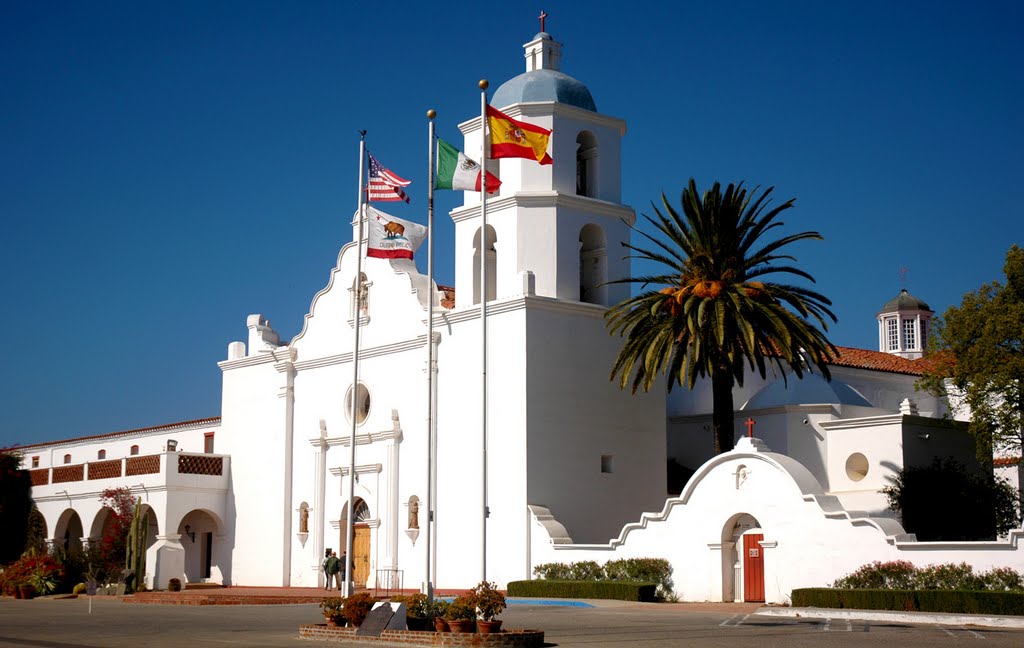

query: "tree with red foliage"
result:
(97, 487), (135, 578)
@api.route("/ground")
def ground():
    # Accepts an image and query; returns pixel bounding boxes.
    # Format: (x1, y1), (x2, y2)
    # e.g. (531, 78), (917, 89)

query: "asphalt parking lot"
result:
(1, 597), (1023, 648)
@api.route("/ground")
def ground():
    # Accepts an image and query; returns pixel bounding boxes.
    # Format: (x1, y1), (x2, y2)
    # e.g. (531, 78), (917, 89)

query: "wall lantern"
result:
(166, 439), (178, 451)
(183, 524), (196, 543)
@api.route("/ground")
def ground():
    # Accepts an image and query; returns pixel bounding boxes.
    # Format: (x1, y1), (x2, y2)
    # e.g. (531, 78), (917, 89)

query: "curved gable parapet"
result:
(291, 241), (356, 346)
(539, 438), (911, 551)
(291, 245), (439, 352)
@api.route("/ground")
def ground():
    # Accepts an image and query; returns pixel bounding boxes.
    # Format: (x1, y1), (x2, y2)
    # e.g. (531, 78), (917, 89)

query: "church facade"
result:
(18, 30), (1023, 601)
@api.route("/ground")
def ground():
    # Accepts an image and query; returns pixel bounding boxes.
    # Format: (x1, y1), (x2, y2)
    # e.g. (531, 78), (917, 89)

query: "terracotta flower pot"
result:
(18, 586), (35, 600)
(477, 619), (503, 634)
(447, 619), (475, 633)
(434, 617), (450, 633)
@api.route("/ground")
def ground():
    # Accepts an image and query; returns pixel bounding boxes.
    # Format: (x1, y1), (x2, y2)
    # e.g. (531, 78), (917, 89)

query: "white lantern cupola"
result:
(876, 289), (934, 359)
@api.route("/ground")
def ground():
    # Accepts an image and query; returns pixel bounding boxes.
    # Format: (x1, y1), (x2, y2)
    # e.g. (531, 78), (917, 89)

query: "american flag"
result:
(366, 152), (411, 203)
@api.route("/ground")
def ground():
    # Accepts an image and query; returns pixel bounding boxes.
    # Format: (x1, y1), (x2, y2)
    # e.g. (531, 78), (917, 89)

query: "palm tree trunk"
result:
(711, 372), (736, 454)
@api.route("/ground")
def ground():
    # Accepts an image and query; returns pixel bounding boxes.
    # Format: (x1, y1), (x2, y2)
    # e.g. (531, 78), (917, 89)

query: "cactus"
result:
(123, 497), (147, 593)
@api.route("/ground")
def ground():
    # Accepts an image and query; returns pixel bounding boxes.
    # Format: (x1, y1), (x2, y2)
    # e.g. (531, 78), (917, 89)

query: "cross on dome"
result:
(539, 10), (548, 33)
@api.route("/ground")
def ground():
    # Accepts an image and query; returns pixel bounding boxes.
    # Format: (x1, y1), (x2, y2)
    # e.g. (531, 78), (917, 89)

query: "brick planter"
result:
(298, 624), (544, 647)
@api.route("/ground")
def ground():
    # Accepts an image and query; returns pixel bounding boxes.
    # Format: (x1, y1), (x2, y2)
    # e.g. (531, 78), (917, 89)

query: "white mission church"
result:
(19, 29), (1023, 603)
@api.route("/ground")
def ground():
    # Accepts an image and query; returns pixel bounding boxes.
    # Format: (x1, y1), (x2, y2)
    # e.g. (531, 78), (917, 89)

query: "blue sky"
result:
(2, 1), (1020, 447)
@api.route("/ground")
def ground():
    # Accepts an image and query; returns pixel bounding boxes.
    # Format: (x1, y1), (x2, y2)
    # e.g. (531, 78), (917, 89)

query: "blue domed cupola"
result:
(491, 32), (597, 112)
(449, 23), (633, 309)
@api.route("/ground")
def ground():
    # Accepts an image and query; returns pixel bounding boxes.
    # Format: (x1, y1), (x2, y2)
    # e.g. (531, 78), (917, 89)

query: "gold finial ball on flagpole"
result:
(427, 109), (436, 119)
(479, 79), (489, 90)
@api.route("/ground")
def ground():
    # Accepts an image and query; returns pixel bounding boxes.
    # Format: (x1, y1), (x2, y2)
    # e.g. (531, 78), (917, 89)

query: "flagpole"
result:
(425, 108), (437, 599)
(345, 132), (367, 597)
(478, 79), (489, 583)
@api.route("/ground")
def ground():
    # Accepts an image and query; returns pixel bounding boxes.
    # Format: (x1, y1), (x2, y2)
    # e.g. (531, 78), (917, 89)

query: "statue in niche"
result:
(299, 505), (309, 533)
(408, 498), (419, 529)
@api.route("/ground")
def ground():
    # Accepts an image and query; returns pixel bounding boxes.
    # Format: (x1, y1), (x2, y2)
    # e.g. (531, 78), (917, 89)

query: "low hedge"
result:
(792, 588), (1024, 615)
(508, 579), (657, 602)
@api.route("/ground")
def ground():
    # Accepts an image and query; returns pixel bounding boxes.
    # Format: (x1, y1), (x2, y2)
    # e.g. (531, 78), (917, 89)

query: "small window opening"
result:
(204, 433), (215, 454)
(601, 454), (614, 474)
(130, 445), (140, 456)
(97, 449), (106, 460)
(63, 454), (71, 464)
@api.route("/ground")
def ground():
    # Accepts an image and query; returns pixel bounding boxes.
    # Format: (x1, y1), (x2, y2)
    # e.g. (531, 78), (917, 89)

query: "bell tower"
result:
(449, 28), (635, 308)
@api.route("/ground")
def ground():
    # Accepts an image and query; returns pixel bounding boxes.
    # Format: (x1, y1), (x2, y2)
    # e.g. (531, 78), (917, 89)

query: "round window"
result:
(345, 384), (371, 424)
(845, 453), (869, 481)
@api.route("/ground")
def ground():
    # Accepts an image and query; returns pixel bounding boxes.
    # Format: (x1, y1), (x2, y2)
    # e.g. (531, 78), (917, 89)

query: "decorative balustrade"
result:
(52, 464), (85, 484)
(126, 455), (160, 476)
(87, 459), (123, 481)
(177, 454), (223, 476)
(30, 452), (227, 488)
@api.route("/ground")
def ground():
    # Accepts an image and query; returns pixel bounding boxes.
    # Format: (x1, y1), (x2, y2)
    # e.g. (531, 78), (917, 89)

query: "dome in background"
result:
(742, 374), (873, 410)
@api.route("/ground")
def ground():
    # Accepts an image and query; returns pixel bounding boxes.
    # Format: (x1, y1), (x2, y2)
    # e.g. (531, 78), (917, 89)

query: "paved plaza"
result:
(1, 596), (1023, 647)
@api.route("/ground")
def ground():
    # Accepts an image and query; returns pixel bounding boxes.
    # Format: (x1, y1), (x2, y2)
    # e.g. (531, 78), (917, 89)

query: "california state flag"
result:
(365, 206), (427, 260)
(435, 138), (501, 193)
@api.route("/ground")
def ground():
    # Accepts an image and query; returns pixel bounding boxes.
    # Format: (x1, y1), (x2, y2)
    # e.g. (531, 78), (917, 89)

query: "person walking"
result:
(326, 551), (341, 590)
(322, 548), (335, 590)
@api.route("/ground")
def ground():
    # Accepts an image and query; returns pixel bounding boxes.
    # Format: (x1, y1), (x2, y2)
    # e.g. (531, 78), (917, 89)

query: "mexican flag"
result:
(435, 138), (501, 194)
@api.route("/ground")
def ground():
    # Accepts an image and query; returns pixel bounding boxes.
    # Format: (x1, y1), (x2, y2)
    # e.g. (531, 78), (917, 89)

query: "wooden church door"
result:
(353, 525), (371, 587)
(743, 533), (765, 602)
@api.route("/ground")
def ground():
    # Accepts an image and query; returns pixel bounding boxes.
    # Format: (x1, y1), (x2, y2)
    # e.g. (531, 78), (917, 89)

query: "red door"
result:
(743, 533), (765, 602)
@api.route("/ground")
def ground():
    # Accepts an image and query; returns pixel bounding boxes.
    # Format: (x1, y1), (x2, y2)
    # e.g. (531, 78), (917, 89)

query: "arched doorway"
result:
(178, 510), (220, 583)
(720, 512), (763, 602)
(54, 509), (84, 553)
(340, 498), (371, 587)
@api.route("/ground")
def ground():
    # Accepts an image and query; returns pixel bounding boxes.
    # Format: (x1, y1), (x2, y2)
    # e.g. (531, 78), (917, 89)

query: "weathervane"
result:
(898, 265), (908, 288)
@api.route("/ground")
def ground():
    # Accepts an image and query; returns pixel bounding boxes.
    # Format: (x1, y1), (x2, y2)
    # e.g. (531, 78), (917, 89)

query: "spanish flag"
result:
(487, 105), (553, 165)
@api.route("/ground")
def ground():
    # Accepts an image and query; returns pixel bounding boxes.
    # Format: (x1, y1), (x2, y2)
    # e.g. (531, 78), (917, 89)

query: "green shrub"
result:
(603, 558), (674, 598)
(533, 562), (572, 580)
(531, 558), (674, 599)
(792, 588), (1024, 615)
(981, 567), (1024, 591)
(833, 561), (916, 589)
(72, 582), (88, 595)
(508, 579), (657, 602)
(568, 561), (603, 581)
(915, 563), (982, 590)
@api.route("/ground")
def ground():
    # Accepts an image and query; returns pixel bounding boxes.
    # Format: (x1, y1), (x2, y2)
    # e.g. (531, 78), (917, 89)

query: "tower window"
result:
(902, 318), (916, 349)
(886, 318), (899, 351)
(576, 131), (598, 198)
(601, 454), (614, 474)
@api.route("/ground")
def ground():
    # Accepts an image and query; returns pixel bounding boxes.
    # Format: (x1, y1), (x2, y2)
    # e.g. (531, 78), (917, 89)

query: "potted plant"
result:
(431, 599), (451, 632)
(168, 578), (182, 592)
(341, 591), (376, 628)
(320, 597), (345, 627)
(444, 595), (477, 633)
(472, 581), (506, 633)
(404, 592), (432, 631)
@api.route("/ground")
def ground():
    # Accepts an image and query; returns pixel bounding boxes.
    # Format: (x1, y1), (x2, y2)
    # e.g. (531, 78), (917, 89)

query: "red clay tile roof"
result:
(437, 284), (455, 310)
(10, 417), (221, 451)
(828, 346), (932, 376)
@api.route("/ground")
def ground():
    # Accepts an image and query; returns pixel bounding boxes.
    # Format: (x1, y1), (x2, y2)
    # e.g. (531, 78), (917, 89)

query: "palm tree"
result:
(606, 179), (837, 454)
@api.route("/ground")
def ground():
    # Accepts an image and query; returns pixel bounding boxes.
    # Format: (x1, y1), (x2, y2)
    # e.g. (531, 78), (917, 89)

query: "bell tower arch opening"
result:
(579, 224), (607, 305)
(576, 131), (598, 198)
